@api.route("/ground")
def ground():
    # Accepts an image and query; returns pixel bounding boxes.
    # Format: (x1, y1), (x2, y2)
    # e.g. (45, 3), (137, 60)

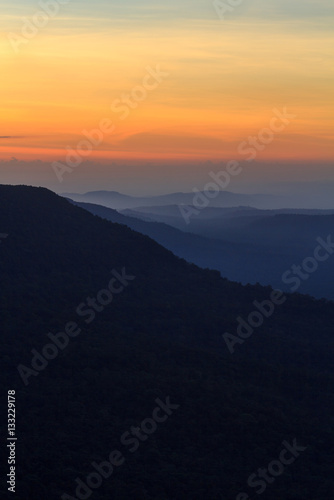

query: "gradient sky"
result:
(0, 0), (333, 192)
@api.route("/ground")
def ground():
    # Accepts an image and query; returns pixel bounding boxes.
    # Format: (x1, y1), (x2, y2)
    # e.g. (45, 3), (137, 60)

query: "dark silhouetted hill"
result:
(1, 185), (334, 499)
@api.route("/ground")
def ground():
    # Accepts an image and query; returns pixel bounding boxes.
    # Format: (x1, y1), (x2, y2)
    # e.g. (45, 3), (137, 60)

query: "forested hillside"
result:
(1, 185), (334, 499)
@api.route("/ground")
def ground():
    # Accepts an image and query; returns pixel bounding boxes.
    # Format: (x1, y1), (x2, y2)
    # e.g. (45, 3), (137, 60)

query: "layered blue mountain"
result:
(70, 199), (334, 300)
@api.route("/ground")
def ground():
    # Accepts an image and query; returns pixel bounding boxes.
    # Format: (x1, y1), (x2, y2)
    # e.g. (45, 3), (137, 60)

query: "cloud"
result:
(0, 136), (24, 139)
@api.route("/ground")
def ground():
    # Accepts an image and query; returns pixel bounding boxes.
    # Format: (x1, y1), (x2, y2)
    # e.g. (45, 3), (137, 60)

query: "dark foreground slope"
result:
(1, 185), (334, 500)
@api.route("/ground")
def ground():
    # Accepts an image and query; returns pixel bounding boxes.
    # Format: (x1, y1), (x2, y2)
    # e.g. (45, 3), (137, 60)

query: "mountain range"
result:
(62, 190), (289, 211)
(69, 199), (334, 300)
(1, 185), (334, 498)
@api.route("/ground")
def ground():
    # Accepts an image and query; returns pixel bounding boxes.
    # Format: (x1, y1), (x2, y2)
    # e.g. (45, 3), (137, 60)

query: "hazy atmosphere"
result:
(1, 0), (333, 197)
(1, 1), (334, 499)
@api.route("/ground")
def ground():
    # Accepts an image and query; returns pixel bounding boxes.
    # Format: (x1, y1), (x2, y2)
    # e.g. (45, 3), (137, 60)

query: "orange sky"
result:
(0, 6), (333, 166)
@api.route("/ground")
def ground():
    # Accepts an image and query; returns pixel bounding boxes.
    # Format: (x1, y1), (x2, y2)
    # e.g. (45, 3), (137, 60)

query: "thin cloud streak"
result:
(0, 136), (25, 139)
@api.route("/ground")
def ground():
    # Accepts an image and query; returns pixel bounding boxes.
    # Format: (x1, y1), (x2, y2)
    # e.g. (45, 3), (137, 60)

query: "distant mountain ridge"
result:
(62, 189), (288, 210)
(62, 188), (334, 211)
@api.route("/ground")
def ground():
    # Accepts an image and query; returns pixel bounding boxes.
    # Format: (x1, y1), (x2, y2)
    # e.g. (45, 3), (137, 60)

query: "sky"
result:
(0, 0), (333, 194)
